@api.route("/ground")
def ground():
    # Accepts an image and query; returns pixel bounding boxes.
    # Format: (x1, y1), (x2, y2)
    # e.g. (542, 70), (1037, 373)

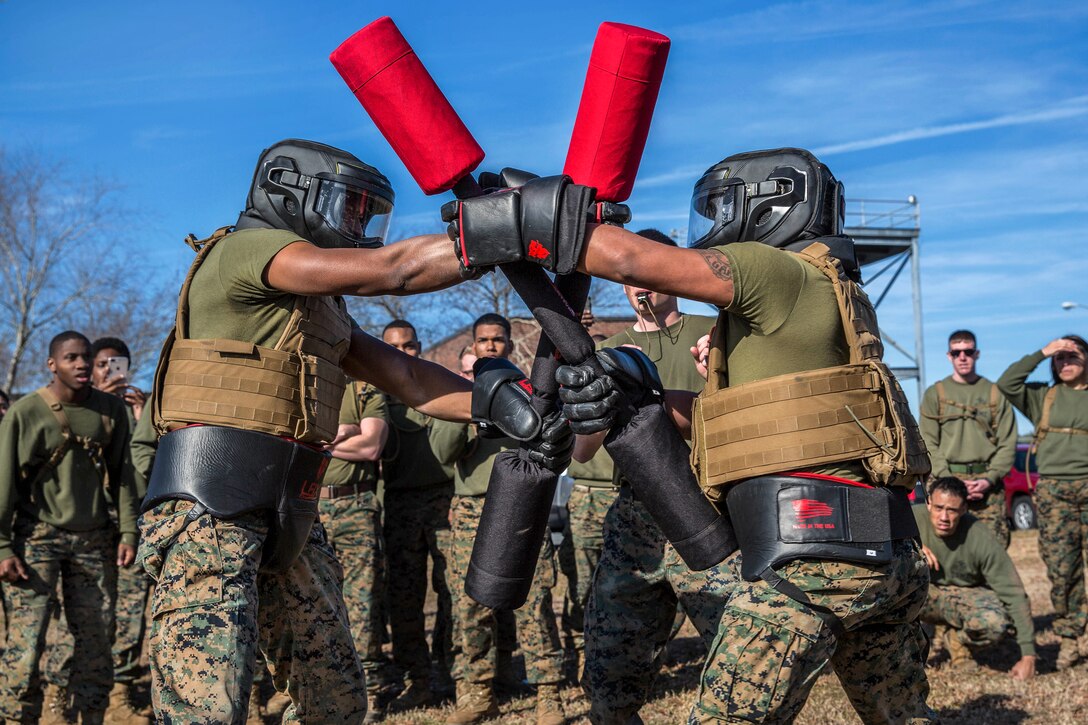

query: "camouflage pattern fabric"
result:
(41, 528), (154, 689)
(319, 489), (389, 694)
(139, 500), (366, 724)
(965, 486), (1010, 549)
(584, 490), (733, 725)
(113, 559), (154, 683)
(0, 520), (116, 723)
(565, 486), (619, 652)
(688, 540), (934, 724)
(1034, 477), (1088, 639)
(448, 494), (563, 685)
(383, 484), (454, 683)
(920, 584), (1012, 648)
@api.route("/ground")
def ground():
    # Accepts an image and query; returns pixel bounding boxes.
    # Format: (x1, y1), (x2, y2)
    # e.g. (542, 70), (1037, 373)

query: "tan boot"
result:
(535, 684), (566, 725)
(941, 627), (976, 670)
(1057, 636), (1082, 670)
(104, 682), (152, 725)
(246, 683), (266, 724)
(395, 679), (435, 711)
(363, 691), (385, 724)
(445, 682), (498, 724)
(266, 691), (292, 720)
(41, 684), (76, 725)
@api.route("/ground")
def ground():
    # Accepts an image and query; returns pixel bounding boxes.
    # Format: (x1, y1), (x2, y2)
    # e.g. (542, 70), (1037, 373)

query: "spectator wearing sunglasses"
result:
(920, 330), (1017, 547)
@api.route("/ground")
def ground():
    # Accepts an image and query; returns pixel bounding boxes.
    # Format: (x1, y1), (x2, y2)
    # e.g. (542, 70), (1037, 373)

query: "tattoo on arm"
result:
(699, 250), (733, 282)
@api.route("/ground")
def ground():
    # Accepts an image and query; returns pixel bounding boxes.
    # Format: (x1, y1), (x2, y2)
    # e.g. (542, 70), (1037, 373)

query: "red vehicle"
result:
(1004, 442), (1039, 530)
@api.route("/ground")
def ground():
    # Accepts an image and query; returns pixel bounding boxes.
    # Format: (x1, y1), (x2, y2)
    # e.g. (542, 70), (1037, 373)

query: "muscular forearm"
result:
(573, 431), (606, 463)
(665, 390), (697, 439)
(580, 225), (735, 308)
(343, 330), (471, 423)
(267, 234), (464, 297)
(327, 423), (388, 462)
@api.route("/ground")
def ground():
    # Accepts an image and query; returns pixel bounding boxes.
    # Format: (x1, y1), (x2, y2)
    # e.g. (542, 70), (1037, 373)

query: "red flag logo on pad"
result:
(792, 499), (834, 520)
(527, 240), (550, 260)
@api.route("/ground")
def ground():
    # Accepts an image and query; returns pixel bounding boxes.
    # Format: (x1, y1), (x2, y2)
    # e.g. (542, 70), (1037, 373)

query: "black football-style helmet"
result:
(236, 139), (394, 249)
(687, 148), (844, 250)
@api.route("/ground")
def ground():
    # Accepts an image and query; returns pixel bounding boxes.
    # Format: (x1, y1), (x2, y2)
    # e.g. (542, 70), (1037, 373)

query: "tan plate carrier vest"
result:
(691, 242), (930, 502)
(152, 227), (351, 444)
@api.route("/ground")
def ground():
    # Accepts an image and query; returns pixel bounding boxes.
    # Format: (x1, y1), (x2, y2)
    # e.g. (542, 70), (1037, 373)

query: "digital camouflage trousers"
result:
(319, 489), (388, 693)
(584, 490), (732, 725)
(139, 499), (367, 724)
(1035, 477), (1088, 639)
(563, 485), (619, 652)
(0, 520), (116, 723)
(383, 484), (454, 684)
(689, 540), (935, 725)
(448, 494), (563, 685)
(920, 584), (1012, 648)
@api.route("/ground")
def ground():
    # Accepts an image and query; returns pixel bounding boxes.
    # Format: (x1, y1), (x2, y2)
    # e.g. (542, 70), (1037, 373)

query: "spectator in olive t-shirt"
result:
(429, 313), (566, 725)
(379, 320), (457, 709)
(916, 477), (1036, 680)
(0, 331), (138, 722)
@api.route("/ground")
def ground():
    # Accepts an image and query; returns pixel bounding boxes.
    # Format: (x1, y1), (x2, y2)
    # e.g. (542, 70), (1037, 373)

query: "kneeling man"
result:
(917, 477), (1036, 679)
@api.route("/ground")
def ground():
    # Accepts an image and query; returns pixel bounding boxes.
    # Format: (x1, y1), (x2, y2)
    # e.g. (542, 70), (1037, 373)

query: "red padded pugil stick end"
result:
(331, 17), (485, 195)
(563, 22), (670, 202)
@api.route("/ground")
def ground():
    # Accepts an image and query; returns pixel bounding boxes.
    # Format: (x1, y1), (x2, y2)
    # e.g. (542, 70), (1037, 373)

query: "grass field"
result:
(381, 529), (1088, 724)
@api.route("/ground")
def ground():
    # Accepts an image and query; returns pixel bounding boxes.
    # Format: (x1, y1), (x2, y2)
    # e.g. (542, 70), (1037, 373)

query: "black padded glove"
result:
(471, 358), (540, 441)
(441, 175), (597, 275)
(556, 347), (664, 434)
(522, 408), (574, 473)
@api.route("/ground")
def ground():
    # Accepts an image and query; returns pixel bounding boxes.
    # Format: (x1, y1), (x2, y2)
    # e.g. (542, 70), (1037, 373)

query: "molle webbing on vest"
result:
(923, 380), (1001, 444)
(692, 241), (930, 495)
(153, 227), (350, 444)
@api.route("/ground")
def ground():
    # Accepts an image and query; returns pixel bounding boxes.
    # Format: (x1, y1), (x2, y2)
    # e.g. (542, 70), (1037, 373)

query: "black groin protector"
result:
(605, 403), (736, 570)
(144, 425), (328, 572)
(726, 476), (919, 582)
(465, 449), (558, 609)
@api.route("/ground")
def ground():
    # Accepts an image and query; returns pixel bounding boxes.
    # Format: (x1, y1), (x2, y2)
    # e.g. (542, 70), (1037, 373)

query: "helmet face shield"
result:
(688, 179), (743, 248)
(314, 179), (392, 248)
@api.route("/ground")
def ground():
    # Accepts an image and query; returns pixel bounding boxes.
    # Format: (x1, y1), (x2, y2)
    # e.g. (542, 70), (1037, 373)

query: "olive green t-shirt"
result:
(185, 227), (360, 345)
(382, 396), (454, 491)
(920, 376), (1017, 485)
(602, 315), (716, 392)
(322, 382), (387, 488)
(997, 351), (1088, 480)
(0, 388), (136, 560)
(913, 505), (1035, 656)
(576, 314), (717, 488)
(716, 242), (860, 480)
(429, 420), (513, 497)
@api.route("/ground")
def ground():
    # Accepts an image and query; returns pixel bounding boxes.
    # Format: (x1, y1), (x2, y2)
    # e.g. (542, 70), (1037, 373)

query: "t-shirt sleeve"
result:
(717, 242), (807, 335)
(360, 385), (388, 422)
(338, 386), (360, 426)
(218, 230), (307, 305)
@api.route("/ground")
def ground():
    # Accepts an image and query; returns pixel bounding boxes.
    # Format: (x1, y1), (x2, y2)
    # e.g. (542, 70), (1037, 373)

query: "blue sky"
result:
(2, 1), (1086, 426)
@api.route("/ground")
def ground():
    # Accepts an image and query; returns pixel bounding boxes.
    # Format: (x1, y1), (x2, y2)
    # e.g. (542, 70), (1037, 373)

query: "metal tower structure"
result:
(845, 197), (924, 398)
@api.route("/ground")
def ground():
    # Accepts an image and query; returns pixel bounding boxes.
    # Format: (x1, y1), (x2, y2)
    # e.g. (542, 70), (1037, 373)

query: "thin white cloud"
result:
(815, 97), (1088, 156)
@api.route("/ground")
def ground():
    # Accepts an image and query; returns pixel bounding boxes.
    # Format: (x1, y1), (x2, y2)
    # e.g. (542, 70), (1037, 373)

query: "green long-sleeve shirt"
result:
(997, 351), (1088, 480)
(429, 419), (513, 497)
(913, 505), (1035, 656)
(919, 376), (1017, 485)
(0, 388), (137, 560)
(129, 409), (157, 499)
